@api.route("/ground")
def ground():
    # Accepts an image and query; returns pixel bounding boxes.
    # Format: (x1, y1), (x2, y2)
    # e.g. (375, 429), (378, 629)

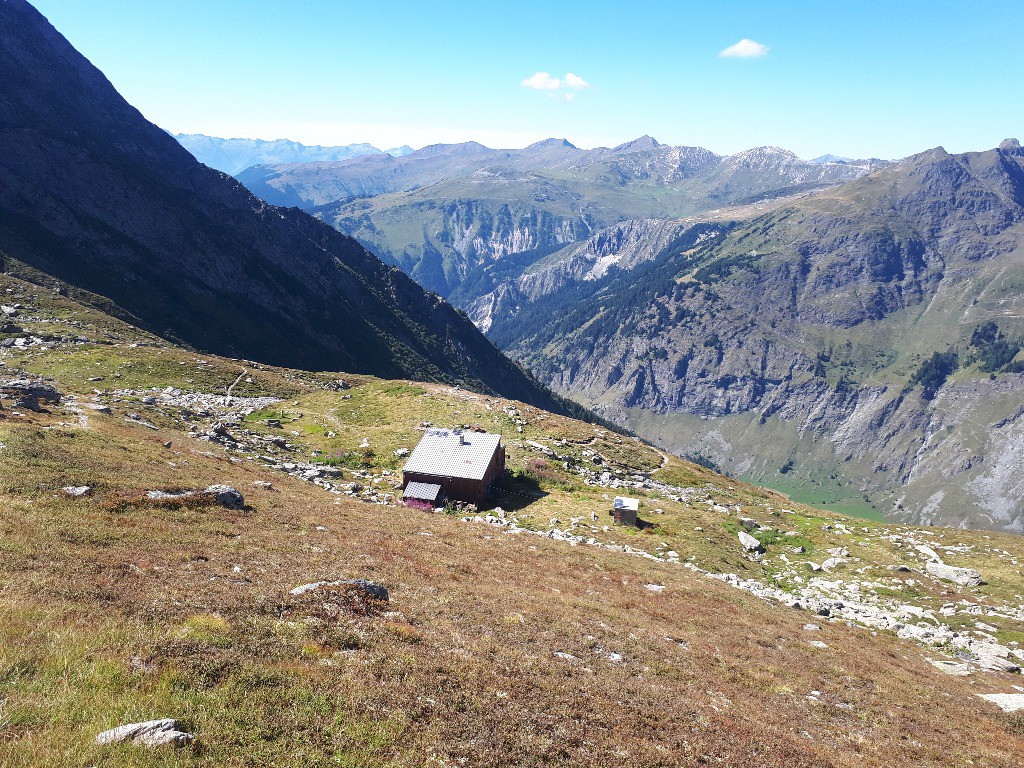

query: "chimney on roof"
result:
(459, 433), (466, 445)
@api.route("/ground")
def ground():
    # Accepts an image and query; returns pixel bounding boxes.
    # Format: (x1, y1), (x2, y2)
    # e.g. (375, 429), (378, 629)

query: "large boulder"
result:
(738, 531), (764, 553)
(926, 562), (984, 586)
(204, 484), (245, 509)
(95, 718), (194, 747)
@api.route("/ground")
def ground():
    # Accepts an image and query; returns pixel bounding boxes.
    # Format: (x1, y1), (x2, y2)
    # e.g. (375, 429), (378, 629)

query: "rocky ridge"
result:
(235, 136), (872, 307)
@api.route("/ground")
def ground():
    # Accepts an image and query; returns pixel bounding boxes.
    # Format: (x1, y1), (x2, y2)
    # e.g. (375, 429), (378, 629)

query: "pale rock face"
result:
(977, 693), (1024, 712)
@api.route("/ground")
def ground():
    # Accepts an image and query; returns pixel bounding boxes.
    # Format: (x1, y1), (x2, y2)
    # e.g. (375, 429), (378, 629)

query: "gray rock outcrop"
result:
(925, 562), (984, 586)
(1, 378), (62, 410)
(95, 718), (194, 747)
(978, 693), (1024, 712)
(204, 484), (245, 509)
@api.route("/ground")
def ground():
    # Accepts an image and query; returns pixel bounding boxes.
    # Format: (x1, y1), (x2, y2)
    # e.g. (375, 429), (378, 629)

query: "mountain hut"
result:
(401, 428), (505, 506)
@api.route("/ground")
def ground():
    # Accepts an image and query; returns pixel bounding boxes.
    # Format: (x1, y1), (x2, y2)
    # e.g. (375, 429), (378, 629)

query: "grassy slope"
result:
(2, 275), (1024, 766)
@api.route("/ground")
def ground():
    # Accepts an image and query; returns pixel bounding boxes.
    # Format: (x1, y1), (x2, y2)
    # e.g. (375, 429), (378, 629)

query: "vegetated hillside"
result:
(3, 271), (1024, 767)
(494, 140), (1024, 532)
(0, 1), (571, 414)
(173, 134), (390, 175)
(236, 136), (877, 306)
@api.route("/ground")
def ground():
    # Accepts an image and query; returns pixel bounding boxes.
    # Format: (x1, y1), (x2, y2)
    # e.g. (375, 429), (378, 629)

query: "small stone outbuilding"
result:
(612, 496), (639, 527)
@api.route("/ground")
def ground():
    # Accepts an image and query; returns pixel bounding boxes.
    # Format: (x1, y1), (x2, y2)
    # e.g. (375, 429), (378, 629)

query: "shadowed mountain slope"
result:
(0, 0), (569, 412)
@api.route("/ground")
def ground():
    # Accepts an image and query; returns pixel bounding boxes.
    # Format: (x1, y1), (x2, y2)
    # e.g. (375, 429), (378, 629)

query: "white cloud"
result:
(563, 72), (591, 89)
(522, 71), (591, 95)
(522, 71), (562, 90)
(718, 39), (770, 58)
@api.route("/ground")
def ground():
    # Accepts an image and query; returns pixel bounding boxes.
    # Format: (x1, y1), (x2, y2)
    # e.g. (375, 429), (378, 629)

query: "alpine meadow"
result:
(4, 1), (1024, 766)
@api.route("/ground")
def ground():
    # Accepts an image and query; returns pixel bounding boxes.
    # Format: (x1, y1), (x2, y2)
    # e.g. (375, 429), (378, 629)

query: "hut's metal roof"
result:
(613, 496), (639, 511)
(403, 481), (443, 502)
(402, 429), (502, 481)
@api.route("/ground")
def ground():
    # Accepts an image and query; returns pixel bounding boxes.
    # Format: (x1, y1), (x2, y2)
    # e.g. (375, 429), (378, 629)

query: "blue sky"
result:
(32, 0), (1024, 159)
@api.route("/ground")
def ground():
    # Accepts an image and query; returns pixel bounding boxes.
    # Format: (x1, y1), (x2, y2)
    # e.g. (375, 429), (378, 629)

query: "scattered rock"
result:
(738, 518), (760, 530)
(146, 489), (193, 501)
(926, 562), (984, 586)
(290, 579), (389, 601)
(82, 403), (111, 414)
(974, 652), (1020, 673)
(821, 558), (847, 571)
(738, 531), (764, 553)
(808, 640), (829, 649)
(62, 485), (91, 497)
(95, 718), (194, 748)
(644, 584), (666, 592)
(803, 623), (821, 631)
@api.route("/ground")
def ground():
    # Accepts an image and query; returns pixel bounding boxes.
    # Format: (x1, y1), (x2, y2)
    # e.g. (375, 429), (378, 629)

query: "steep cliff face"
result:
(496, 143), (1024, 530)
(325, 196), (590, 302)
(0, 0), (569, 412)
(469, 218), (720, 332)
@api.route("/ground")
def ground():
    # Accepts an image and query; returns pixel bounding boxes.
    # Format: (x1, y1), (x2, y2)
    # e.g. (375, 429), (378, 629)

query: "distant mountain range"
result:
(0, 0), (568, 413)
(483, 141), (1024, 532)
(234, 137), (882, 306)
(810, 153), (889, 166)
(174, 133), (414, 175)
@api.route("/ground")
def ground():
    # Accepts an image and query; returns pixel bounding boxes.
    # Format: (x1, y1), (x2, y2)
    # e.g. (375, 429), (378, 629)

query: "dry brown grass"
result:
(1, 404), (1022, 767)
(2, 272), (1024, 765)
